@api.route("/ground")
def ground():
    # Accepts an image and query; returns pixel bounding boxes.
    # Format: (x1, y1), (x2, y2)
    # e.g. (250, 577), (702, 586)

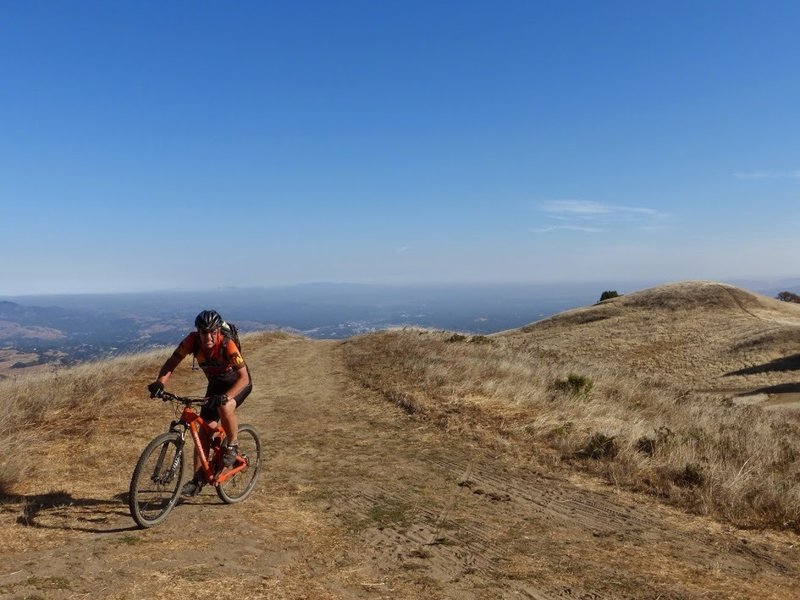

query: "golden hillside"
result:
(2, 283), (800, 599)
(343, 280), (800, 531)
(512, 280), (800, 396)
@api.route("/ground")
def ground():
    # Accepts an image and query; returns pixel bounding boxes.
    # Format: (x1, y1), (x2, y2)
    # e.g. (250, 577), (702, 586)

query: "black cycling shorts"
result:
(200, 372), (252, 423)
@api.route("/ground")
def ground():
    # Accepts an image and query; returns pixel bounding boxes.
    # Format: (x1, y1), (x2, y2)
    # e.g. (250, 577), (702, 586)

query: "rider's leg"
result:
(208, 380), (251, 467)
(218, 402), (240, 468)
(221, 376), (253, 443)
(218, 400), (238, 445)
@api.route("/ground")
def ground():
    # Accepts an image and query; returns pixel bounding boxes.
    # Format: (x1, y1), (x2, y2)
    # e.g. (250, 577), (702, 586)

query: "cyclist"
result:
(148, 309), (252, 496)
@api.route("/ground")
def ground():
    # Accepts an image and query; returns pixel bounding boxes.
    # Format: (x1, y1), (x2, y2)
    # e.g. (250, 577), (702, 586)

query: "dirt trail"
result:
(3, 337), (800, 599)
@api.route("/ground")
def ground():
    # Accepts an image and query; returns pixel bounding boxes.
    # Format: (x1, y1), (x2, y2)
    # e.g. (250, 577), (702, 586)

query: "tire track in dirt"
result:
(425, 456), (799, 578)
(429, 456), (656, 533)
(334, 479), (571, 600)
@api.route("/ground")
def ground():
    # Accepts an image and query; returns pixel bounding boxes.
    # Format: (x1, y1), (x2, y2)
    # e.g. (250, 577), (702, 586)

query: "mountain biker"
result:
(147, 309), (252, 496)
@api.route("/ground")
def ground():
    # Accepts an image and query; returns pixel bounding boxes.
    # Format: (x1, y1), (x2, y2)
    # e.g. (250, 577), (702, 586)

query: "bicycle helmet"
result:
(195, 309), (223, 331)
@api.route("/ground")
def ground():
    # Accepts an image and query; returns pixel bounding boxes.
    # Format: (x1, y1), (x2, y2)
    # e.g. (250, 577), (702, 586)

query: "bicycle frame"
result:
(169, 403), (249, 487)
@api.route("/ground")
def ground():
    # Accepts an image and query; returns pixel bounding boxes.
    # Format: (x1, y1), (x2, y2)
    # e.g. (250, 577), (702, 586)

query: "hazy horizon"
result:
(0, 281), (614, 367)
(3, 277), (800, 371)
(3, 275), (800, 302)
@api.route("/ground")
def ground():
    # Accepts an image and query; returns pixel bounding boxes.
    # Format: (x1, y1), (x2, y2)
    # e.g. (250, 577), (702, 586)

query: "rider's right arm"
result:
(156, 351), (183, 384)
(156, 334), (194, 383)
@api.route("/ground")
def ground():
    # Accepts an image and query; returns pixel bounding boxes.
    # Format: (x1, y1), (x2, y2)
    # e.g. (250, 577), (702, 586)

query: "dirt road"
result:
(2, 336), (800, 599)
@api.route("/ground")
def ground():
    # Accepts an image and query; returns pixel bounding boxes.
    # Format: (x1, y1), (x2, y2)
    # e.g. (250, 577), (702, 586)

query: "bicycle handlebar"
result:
(153, 389), (207, 405)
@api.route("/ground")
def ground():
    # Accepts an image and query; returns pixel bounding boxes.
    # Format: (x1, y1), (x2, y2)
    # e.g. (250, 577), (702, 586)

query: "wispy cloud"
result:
(542, 200), (663, 218)
(535, 200), (666, 234)
(533, 224), (606, 234)
(733, 170), (800, 179)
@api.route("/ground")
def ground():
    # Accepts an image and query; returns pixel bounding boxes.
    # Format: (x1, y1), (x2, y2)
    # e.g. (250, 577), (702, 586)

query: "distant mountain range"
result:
(1, 280), (796, 372)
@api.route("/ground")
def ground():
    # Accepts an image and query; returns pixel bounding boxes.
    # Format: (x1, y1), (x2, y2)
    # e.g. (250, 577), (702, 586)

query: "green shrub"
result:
(579, 433), (618, 459)
(555, 373), (593, 399)
(599, 290), (619, 302)
(553, 421), (574, 438)
(445, 333), (467, 343)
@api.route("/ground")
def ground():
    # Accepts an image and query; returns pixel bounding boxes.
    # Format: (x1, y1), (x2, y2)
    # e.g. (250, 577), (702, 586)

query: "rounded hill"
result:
(509, 281), (800, 393)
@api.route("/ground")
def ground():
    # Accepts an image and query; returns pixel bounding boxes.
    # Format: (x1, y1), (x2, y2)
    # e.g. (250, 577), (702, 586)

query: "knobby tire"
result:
(129, 431), (185, 528)
(216, 423), (262, 504)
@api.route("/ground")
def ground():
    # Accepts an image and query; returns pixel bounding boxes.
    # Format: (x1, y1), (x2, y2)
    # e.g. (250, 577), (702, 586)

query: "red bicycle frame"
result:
(180, 406), (248, 485)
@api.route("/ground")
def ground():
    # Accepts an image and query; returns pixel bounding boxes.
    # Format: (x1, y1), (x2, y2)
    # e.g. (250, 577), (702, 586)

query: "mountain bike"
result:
(128, 390), (262, 528)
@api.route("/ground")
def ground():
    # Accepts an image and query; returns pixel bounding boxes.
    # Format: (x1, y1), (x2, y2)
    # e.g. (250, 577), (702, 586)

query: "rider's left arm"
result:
(223, 338), (250, 402)
(224, 363), (250, 401)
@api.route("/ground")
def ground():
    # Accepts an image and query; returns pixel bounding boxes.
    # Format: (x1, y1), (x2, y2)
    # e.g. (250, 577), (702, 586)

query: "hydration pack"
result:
(220, 321), (241, 351)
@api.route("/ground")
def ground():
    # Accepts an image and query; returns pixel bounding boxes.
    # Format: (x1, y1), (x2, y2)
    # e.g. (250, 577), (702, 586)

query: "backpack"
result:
(218, 321), (250, 381)
(220, 321), (241, 351)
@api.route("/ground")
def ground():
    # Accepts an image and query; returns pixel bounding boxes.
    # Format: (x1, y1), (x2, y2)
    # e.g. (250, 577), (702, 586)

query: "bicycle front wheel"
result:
(129, 432), (185, 528)
(216, 424), (262, 504)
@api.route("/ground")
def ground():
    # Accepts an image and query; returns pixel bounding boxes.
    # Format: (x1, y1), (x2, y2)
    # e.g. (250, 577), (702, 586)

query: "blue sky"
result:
(2, 1), (799, 295)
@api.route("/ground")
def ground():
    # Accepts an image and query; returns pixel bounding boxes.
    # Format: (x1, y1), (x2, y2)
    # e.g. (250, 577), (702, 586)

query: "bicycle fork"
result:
(150, 423), (188, 485)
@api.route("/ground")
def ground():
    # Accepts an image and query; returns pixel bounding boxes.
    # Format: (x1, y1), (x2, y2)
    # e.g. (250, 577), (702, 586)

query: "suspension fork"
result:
(150, 421), (188, 484)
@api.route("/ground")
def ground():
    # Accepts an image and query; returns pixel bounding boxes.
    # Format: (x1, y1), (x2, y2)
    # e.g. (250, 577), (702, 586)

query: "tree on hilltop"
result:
(776, 291), (800, 304)
(599, 290), (619, 302)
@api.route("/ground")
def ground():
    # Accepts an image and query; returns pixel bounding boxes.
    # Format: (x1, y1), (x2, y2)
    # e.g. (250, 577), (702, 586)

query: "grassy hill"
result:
(2, 283), (800, 598)
(342, 280), (800, 530)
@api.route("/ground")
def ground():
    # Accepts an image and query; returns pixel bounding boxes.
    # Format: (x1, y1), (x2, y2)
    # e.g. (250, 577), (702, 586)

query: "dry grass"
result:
(0, 349), (166, 496)
(0, 331), (292, 497)
(342, 282), (800, 532)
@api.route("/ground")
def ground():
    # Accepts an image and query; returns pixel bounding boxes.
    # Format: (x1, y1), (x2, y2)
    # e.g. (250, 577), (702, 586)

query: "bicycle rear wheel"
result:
(129, 432), (185, 528)
(216, 424), (262, 504)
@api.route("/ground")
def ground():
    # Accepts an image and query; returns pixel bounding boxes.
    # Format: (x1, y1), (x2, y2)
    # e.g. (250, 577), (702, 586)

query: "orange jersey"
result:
(175, 331), (246, 380)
